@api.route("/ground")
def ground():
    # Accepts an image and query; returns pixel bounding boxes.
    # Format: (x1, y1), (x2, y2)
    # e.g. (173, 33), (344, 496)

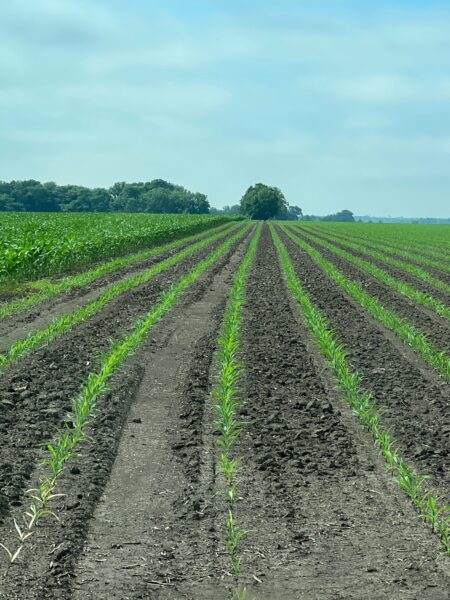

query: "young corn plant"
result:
(294, 224), (450, 293)
(302, 223), (450, 272)
(0, 225), (251, 564)
(270, 223), (450, 556)
(231, 587), (258, 600)
(210, 225), (261, 583)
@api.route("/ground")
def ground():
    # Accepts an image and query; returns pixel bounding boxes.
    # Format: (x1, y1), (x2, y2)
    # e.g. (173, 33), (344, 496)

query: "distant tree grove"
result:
(302, 209), (355, 222)
(0, 179), (210, 214)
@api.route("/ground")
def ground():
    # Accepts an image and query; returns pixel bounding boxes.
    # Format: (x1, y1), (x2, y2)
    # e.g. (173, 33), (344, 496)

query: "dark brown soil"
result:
(231, 226), (449, 598)
(0, 224), (449, 600)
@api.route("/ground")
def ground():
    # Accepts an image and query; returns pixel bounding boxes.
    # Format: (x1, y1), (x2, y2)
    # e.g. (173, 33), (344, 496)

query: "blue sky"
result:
(1, 1), (450, 216)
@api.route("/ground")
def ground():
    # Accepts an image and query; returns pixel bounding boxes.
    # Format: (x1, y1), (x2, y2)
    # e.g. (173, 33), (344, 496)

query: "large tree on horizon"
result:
(239, 183), (288, 220)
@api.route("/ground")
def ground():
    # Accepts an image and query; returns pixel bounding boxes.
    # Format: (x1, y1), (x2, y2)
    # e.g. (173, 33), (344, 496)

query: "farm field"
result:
(0, 212), (232, 286)
(0, 220), (449, 599)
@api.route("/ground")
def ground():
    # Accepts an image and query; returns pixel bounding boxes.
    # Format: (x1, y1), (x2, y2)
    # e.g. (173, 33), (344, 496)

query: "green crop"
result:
(287, 225), (450, 322)
(0, 223), (248, 374)
(0, 221), (236, 321)
(303, 223), (450, 273)
(300, 221), (450, 256)
(210, 224), (261, 593)
(292, 224), (450, 294)
(0, 212), (237, 283)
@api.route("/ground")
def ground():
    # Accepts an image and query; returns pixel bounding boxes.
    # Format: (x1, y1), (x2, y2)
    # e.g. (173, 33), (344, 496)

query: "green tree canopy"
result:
(321, 209), (355, 222)
(0, 179), (210, 214)
(240, 183), (288, 220)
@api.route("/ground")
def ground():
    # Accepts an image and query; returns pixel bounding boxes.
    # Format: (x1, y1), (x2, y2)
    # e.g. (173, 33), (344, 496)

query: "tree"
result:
(0, 178), (211, 214)
(210, 204), (240, 215)
(183, 192), (210, 214)
(279, 204), (303, 221)
(322, 209), (355, 222)
(240, 183), (288, 220)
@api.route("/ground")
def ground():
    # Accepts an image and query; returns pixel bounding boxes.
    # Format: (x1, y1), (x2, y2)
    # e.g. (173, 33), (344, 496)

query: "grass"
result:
(0, 223), (253, 564)
(0, 223), (250, 374)
(287, 225), (450, 321)
(271, 223), (450, 556)
(210, 223), (261, 586)
(280, 224), (450, 380)
(0, 221), (237, 321)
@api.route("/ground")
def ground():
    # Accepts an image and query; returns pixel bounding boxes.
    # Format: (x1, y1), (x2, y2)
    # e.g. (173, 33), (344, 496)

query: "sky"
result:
(1, 0), (450, 217)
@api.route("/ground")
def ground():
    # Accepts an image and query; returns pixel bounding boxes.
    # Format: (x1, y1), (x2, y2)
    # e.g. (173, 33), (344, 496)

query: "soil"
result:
(0, 224), (449, 599)
(0, 226), (250, 529)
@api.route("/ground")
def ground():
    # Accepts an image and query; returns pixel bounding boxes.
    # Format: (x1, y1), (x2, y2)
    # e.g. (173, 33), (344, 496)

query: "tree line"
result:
(301, 209), (355, 222)
(0, 179), (210, 214)
(0, 179), (355, 221)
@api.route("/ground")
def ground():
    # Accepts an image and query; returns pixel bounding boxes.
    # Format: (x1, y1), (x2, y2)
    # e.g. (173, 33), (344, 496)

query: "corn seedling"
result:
(297, 221), (450, 266)
(288, 226), (450, 322)
(225, 510), (250, 577)
(231, 589), (259, 600)
(303, 224), (450, 276)
(210, 224), (261, 582)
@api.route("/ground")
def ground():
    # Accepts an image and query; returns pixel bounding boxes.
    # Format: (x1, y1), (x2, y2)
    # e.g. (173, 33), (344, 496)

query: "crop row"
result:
(271, 224), (450, 555)
(0, 223), (254, 564)
(279, 225), (450, 379)
(288, 225), (450, 322)
(294, 224), (450, 294)
(306, 222), (450, 256)
(0, 223), (249, 374)
(307, 224), (450, 274)
(0, 212), (236, 283)
(209, 224), (261, 598)
(0, 221), (237, 321)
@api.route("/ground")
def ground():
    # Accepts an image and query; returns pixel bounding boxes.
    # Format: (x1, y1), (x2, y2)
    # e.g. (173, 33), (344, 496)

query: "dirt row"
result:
(0, 224), (449, 599)
(298, 225), (450, 291)
(278, 225), (450, 501)
(286, 227), (450, 354)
